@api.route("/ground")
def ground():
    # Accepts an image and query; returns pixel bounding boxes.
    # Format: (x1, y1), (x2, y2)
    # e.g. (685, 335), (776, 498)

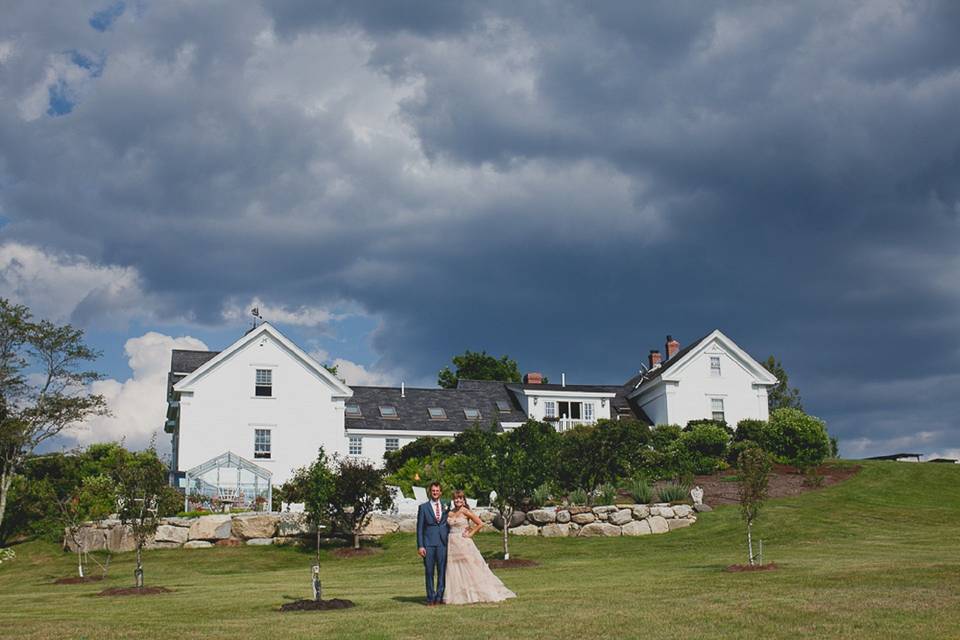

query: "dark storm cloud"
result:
(1, 1), (958, 457)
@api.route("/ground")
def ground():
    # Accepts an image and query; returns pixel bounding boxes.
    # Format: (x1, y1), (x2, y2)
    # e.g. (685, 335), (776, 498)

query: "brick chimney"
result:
(648, 350), (662, 369)
(665, 335), (680, 360)
(524, 372), (543, 384)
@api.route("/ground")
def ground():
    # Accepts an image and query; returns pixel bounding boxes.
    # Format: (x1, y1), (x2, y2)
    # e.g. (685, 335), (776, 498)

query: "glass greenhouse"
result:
(183, 451), (272, 512)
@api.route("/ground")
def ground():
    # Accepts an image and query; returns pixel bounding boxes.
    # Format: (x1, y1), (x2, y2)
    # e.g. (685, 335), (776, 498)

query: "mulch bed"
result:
(487, 558), (538, 569)
(215, 538), (243, 547)
(279, 598), (356, 612)
(724, 563), (779, 573)
(54, 576), (104, 585)
(688, 463), (861, 506)
(333, 547), (381, 559)
(97, 586), (172, 597)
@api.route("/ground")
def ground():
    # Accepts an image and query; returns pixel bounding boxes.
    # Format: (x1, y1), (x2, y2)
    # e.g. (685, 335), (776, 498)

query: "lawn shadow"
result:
(392, 595), (430, 606)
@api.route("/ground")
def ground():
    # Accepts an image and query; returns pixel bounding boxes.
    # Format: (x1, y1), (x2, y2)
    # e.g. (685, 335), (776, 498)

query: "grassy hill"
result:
(0, 460), (958, 639)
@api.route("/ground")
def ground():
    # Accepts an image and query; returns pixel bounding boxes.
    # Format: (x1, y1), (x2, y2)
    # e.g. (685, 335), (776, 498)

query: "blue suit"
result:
(416, 500), (449, 603)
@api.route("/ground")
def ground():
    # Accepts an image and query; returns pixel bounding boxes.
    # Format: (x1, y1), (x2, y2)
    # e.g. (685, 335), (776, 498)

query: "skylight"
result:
(379, 405), (398, 418)
(463, 408), (481, 420)
(428, 407), (447, 420)
(345, 403), (362, 418)
(495, 400), (511, 413)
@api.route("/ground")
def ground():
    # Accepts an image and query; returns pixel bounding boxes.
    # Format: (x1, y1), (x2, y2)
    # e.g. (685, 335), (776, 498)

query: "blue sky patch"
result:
(89, 2), (125, 32)
(69, 50), (105, 77)
(46, 80), (75, 116)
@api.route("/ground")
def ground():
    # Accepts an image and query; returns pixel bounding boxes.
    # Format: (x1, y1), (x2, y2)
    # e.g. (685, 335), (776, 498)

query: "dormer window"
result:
(463, 408), (481, 420)
(495, 400), (511, 414)
(428, 407), (447, 420)
(379, 405), (398, 418)
(255, 369), (272, 397)
(710, 356), (721, 377)
(345, 403), (362, 418)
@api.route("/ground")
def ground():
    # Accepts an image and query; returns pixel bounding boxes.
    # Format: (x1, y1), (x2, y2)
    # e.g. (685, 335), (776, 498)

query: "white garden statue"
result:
(690, 485), (704, 506)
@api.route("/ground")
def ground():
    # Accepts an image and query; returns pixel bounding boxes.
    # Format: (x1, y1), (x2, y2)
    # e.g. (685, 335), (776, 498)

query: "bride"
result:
(444, 489), (516, 605)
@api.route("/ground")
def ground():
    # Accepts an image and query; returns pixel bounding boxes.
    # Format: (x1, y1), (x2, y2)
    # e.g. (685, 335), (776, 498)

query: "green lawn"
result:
(1, 461), (958, 639)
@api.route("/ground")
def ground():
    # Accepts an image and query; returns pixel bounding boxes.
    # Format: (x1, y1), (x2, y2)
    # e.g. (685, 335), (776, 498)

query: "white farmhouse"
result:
(164, 323), (776, 497)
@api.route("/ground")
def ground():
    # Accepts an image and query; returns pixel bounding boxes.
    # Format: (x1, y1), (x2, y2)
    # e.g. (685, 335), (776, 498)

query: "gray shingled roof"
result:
(623, 333), (710, 390)
(345, 380), (526, 432)
(171, 349), (220, 374)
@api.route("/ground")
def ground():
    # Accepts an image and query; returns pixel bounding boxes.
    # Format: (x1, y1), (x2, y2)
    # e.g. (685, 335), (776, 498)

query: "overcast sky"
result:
(1, 1), (958, 459)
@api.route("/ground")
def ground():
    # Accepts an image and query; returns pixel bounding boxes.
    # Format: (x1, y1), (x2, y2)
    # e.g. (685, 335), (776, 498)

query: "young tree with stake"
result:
(737, 446), (772, 566)
(111, 445), (168, 588)
(298, 448), (335, 601)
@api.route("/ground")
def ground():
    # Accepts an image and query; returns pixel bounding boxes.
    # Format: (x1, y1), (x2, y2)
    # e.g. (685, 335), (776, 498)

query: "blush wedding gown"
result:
(443, 513), (517, 605)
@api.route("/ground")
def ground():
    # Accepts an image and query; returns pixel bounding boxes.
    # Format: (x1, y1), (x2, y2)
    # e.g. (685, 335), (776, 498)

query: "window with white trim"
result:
(584, 402), (595, 421)
(254, 428), (271, 459)
(385, 437), (399, 452)
(711, 398), (725, 422)
(348, 436), (362, 456)
(255, 369), (272, 397)
(710, 356), (721, 377)
(544, 401), (556, 418)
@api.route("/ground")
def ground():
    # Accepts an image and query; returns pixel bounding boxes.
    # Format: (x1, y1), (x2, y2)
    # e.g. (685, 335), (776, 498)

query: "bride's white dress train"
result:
(444, 514), (516, 605)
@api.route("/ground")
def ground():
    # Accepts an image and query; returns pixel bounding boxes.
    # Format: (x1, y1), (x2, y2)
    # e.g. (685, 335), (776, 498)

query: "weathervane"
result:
(251, 306), (263, 329)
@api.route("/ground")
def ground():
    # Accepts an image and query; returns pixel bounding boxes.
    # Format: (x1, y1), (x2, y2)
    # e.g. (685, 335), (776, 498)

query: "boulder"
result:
(592, 505), (619, 515)
(509, 524), (540, 536)
(651, 506), (675, 518)
(555, 510), (571, 524)
(231, 514), (278, 539)
(694, 503), (713, 513)
(277, 513), (312, 537)
(146, 541), (181, 550)
(64, 527), (107, 553)
(631, 505), (650, 519)
(608, 509), (633, 526)
(155, 524), (189, 544)
(567, 506), (592, 515)
(189, 515), (233, 541)
(597, 512), (609, 521)
(397, 518), (418, 533)
(578, 522), (621, 537)
(570, 512), (596, 525)
(360, 513), (400, 536)
(668, 518), (694, 531)
(648, 516), (669, 534)
(477, 509), (497, 524)
(569, 522), (580, 533)
(540, 523), (571, 538)
(492, 511), (526, 530)
(246, 538), (274, 546)
(526, 509), (556, 525)
(160, 517), (193, 528)
(107, 525), (138, 552)
(621, 520), (652, 536)
(672, 505), (694, 518)
(183, 540), (213, 549)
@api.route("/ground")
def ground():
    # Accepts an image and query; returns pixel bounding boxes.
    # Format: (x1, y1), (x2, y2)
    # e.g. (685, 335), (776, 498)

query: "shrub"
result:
(622, 476), (654, 504)
(568, 488), (588, 506)
(650, 424), (682, 452)
(657, 481), (690, 503)
(727, 439), (759, 467)
(529, 482), (554, 508)
(593, 483), (617, 505)
(675, 423), (730, 475)
(734, 419), (777, 450)
(685, 418), (731, 435)
(384, 437), (444, 473)
(556, 420), (650, 490)
(769, 408), (831, 472)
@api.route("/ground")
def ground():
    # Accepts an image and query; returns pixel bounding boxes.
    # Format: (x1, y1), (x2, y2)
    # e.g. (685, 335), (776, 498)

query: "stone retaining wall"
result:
(65, 503), (704, 552)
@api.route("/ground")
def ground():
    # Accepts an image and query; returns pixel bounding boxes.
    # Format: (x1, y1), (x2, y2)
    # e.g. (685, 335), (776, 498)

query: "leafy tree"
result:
(330, 456), (393, 550)
(737, 446), (772, 565)
(650, 424), (683, 452)
(675, 423), (730, 475)
(557, 420), (649, 490)
(437, 350), (522, 389)
(110, 445), (168, 588)
(298, 448), (335, 601)
(763, 355), (803, 411)
(384, 436), (445, 473)
(0, 299), (107, 534)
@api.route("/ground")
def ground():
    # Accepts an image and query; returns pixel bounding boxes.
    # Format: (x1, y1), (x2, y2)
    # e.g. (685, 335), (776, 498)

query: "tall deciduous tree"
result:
(737, 446), (772, 566)
(762, 355), (803, 411)
(0, 299), (107, 535)
(437, 350), (522, 389)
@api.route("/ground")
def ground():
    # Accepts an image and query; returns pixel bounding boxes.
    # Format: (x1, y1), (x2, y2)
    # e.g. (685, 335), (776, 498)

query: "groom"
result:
(416, 481), (449, 606)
